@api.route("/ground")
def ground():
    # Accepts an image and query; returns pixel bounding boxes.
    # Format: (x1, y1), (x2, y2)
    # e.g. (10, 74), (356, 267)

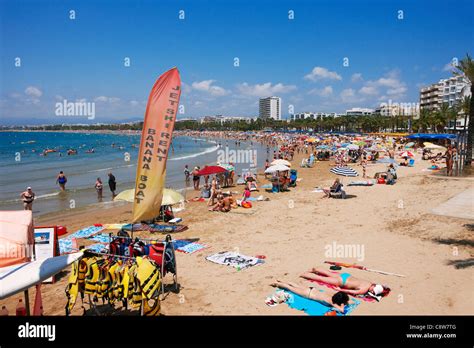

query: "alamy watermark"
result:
(55, 99), (95, 119)
(324, 241), (365, 261)
(217, 147), (257, 166)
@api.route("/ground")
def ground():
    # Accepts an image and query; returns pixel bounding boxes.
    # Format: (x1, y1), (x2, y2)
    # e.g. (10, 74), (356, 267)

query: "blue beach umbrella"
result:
(330, 166), (359, 177)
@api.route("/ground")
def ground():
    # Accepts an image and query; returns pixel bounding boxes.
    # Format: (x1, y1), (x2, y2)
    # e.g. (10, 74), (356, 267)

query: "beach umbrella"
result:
(399, 151), (414, 158)
(271, 159), (291, 167)
(330, 166), (359, 177)
(265, 164), (290, 173)
(405, 142), (415, 148)
(196, 165), (227, 176)
(218, 163), (235, 171)
(114, 188), (184, 205)
(347, 144), (359, 150)
(306, 138), (317, 143)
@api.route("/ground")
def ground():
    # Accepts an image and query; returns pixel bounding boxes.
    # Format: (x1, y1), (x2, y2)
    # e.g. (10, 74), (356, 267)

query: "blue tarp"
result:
(406, 133), (456, 140)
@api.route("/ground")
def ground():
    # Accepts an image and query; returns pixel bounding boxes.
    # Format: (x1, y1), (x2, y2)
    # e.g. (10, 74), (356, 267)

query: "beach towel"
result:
(176, 242), (208, 254)
(69, 225), (104, 239)
(312, 188), (324, 193)
(87, 233), (111, 243)
(58, 238), (74, 254)
(206, 251), (262, 269)
(172, 239), (193, 249)
(284, 289), (360, 316)
(261, 184), (272, 189)
(348, 180), (375, 186)
(102, 224), (126, 230)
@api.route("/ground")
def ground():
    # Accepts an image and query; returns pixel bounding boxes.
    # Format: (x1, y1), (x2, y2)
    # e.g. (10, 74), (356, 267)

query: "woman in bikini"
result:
(270, 280), (351, 313)
(300, 268), (390, 299)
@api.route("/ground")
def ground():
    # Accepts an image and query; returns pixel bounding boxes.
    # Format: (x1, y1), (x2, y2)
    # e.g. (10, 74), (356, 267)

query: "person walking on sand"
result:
(56, 171), (67, 191)
(20, 187), (35, 210)
(95, 177), (103, 199)
(192, 166), (201, 190)
(445, 145), (454, 176)
(108, 172), (117, 196)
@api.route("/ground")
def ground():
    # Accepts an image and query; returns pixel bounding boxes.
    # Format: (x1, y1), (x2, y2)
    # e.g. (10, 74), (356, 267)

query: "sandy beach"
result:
(1, 149), (472, 316)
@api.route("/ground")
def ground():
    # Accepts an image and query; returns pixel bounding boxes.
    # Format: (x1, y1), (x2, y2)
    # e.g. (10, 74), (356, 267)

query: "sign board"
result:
(34, 226), (58, 283)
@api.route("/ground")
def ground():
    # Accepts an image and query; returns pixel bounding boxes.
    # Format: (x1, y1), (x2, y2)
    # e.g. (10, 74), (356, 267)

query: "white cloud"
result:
(340, 88), (358, 103)
(191, 80), (228, 96)
(360, 70), (407, 100)
(308, 85), (333, 97)
(236, 82), (296, 98)
(130, 100), (139, 106)
(304, 67), (342, 82)
(24, 86), (42, 98)
(359, 86), (378, 95)
(94, 96), (120, 103)
(351, 73), (363, 83)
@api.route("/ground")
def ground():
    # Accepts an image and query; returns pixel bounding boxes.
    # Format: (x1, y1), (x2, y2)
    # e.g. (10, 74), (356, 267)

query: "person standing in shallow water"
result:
(108, 172), (117, 197)
(56, 171), (67, 191)
(95, 178), (103, 200)
(20, 187), (35, 210)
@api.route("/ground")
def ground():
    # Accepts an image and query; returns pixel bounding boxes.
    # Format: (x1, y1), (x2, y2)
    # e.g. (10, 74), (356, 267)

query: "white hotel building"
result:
(259, 96), (281, 120)
(420, 75), (471, 111)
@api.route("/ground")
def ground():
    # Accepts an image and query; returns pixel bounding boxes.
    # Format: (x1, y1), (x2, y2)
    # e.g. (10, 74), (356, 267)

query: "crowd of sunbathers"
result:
(268, 267), (390, 313)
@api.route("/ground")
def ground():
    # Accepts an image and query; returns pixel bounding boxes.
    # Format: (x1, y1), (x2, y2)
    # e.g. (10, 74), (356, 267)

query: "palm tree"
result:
(460, 95), (471, 132)
(453, 53), (474, 165)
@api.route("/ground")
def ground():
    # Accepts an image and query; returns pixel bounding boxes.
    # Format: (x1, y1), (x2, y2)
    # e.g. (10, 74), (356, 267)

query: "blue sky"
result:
(1, 0), (473, 125)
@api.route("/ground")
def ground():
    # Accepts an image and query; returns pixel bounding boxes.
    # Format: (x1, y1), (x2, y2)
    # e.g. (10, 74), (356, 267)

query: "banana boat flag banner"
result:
(132, 67), (181, 222)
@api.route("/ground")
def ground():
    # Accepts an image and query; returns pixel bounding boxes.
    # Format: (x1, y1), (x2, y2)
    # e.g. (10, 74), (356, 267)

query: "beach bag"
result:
(241, 201), (252, 209)
(377, 178), (386, 184)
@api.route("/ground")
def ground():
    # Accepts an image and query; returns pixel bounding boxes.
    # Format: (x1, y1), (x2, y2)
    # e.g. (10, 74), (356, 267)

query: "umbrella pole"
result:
(24, 289), (30, 316)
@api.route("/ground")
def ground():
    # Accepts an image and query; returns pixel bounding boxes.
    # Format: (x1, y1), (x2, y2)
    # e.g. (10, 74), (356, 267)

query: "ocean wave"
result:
(86, 164), (135, 173)
(169, 145), (219, 161)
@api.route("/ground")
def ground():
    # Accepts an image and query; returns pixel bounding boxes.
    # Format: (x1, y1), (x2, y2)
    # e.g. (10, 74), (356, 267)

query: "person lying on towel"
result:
(271, 280), (352, 313)
(300, 268), (390, 301)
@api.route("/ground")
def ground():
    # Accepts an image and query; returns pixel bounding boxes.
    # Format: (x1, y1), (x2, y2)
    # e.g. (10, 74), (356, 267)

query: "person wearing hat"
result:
(20, 187), (35, 211)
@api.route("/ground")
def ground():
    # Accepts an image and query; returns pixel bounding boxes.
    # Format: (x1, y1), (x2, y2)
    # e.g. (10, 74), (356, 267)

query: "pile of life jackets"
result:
(108, 235), (176, 276)
(65, 255), (162, 316)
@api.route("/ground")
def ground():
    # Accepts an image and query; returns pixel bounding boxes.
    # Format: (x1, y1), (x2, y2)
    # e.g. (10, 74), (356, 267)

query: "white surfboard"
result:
(0, 252), (83, 300)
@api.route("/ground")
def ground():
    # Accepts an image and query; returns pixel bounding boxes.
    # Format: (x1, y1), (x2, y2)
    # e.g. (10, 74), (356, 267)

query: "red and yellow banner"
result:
(132, 67), (181, 222)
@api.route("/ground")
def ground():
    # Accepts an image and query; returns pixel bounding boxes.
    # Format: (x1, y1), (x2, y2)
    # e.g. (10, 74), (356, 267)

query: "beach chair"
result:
(329, 184), (346, 199)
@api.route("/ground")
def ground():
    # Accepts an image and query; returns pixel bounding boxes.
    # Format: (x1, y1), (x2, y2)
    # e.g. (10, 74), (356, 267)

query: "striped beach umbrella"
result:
(330, 166), (359, 177)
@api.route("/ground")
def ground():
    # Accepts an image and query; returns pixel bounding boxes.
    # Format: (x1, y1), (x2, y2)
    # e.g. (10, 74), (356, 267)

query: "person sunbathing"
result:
(300, 268), (390, 300)
(270, 280), (351, 313)
(322, 178), (341, 198)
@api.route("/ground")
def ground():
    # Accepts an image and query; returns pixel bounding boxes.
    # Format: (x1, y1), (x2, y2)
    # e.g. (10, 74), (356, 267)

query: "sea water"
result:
(0, 131), (268, 215)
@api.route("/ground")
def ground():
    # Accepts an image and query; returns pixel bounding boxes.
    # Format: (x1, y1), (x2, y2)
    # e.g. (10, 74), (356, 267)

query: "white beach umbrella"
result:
(271, 159), (292, 167)
(265, 164), (290, 173)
